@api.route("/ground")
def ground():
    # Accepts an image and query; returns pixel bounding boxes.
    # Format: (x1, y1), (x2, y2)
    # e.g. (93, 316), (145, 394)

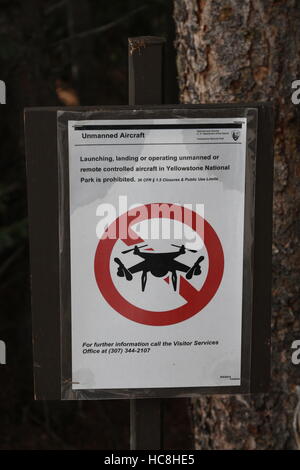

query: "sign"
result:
(68, 117), (248, 390)
(94, 204), (224, 326)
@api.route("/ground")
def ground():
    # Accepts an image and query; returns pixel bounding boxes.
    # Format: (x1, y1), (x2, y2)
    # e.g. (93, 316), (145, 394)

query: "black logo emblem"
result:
(232, 131), (240, 141)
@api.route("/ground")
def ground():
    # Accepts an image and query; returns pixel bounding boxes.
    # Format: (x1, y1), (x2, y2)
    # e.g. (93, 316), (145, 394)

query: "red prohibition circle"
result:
(94, 203), (224, 326)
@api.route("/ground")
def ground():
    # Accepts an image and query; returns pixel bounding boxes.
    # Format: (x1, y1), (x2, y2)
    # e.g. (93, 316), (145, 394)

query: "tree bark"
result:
(174, 0), (300, 450)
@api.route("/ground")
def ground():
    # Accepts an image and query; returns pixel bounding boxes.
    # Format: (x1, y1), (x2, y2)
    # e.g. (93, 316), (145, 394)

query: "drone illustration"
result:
(114, 244), (204, 292)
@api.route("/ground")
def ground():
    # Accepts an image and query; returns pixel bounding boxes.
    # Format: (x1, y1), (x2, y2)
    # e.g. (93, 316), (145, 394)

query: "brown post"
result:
(128, 36), (166, 450)
(128, 36), (165, 105)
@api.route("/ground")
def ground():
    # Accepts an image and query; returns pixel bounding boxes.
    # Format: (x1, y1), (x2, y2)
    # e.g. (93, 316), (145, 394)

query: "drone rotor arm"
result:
(171, 261), (190, 273)
(129, 261), (147, 274)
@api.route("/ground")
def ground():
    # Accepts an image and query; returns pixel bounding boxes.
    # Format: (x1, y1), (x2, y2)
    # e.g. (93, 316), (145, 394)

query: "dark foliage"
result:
(0, 0), (189, 450)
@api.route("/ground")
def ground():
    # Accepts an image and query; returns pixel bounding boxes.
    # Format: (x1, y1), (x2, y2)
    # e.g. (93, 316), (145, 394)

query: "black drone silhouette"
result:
(114, 244), (204, 292)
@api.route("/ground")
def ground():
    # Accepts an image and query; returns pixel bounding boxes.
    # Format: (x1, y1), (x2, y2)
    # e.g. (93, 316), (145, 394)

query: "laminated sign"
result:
(67, 116), (249, 391)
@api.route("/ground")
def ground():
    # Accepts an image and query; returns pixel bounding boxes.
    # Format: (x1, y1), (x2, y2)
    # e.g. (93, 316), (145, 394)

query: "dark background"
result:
(0, 0), (192, 449)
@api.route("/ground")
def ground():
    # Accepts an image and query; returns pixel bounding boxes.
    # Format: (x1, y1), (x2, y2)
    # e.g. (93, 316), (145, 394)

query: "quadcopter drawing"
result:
(114, 244), (204, 292)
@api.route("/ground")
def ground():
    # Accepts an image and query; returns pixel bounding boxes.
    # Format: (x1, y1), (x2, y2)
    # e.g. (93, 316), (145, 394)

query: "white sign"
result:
(68, 117), (247, 390)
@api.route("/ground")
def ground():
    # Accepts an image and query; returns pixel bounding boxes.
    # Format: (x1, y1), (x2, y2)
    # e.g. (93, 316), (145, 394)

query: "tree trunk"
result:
(174, 0), (300, 450)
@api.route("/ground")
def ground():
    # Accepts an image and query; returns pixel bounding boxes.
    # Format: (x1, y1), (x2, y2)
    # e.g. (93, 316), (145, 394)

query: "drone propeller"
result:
(171, 244), (198, 253)
(114, 258), (133, 280)
(122, 244), (148, 254)
(186, 256), (205, 279)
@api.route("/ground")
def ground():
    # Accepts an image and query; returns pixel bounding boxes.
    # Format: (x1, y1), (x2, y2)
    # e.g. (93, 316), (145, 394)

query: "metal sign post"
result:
(128, 36), (165, 451)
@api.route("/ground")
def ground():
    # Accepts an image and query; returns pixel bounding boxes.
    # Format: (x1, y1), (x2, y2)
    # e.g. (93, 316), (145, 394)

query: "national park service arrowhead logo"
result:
(232, 130), (240, 141)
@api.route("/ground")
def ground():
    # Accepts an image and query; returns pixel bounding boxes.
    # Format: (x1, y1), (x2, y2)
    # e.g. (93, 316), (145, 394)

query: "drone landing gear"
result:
(141, 271), (147, 291)
(171, 271), (177, 291)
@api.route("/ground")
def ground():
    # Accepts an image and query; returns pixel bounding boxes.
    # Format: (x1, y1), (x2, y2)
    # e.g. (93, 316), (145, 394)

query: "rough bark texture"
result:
(174, 0), (300, 450)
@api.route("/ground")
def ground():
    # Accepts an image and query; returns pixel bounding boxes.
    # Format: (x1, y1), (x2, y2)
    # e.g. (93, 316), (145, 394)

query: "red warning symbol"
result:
(94, 203), (224, 326)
